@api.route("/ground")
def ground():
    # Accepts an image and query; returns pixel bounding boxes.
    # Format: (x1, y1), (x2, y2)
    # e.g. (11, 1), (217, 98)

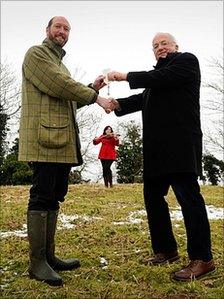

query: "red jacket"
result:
(93, 135), (119, 160)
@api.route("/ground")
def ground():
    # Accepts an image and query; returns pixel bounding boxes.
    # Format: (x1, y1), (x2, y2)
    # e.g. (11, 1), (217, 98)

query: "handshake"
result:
(92, 71), (127, 114)
(96, 97), (119, 114)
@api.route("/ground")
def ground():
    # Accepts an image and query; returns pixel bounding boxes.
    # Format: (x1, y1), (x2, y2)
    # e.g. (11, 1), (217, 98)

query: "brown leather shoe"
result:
(173, 260), (215, 281)
(147, 251), (180, 265)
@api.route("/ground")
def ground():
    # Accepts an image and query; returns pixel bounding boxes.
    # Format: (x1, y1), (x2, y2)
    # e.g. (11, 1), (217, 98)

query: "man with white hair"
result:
(107, 32), (215, 281)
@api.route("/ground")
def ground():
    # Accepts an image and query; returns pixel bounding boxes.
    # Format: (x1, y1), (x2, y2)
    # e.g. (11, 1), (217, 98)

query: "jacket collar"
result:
(42, 38), (66, 59)
(154, 52), (180, 69)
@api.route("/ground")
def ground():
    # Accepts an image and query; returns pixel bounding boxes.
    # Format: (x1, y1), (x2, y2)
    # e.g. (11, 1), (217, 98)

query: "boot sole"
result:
(172, 268), (216, 282)
(29, 272), (63, 286)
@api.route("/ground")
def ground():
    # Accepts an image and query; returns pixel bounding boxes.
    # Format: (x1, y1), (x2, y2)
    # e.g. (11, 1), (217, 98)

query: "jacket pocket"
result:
(38, 120), (69, 149)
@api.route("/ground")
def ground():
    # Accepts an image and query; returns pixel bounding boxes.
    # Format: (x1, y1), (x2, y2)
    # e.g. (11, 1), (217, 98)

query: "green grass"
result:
(0, 184), (223, 299)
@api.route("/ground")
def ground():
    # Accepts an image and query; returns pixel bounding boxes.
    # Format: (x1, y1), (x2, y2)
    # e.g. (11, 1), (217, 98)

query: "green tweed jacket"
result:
(18, 38), (97, 165)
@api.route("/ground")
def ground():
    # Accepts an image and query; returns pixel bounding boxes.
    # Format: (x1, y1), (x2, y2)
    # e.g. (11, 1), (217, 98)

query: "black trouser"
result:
(143, 173), (212, 262)
(29, 162), (72, 211)
(100, 159), (114, 177)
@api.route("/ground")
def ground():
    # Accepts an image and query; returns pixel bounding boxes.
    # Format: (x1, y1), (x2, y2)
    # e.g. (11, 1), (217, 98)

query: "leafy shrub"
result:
(116, 121), (143, 183)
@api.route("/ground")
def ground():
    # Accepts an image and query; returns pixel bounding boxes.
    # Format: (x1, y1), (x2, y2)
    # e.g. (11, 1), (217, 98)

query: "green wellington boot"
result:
(46, 210), (80, 271)
(27, 211), (63, 286)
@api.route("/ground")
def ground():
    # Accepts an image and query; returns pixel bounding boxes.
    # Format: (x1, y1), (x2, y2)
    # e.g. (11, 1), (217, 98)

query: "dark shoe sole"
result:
(172, 268), (216, 282)
(149, 255), (180, 265)
(29, 272), (63, 286)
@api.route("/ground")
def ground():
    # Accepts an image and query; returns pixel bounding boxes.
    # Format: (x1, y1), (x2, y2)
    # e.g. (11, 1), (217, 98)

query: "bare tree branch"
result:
(0, 62), (21, 154)
(202, 57), (223, 155)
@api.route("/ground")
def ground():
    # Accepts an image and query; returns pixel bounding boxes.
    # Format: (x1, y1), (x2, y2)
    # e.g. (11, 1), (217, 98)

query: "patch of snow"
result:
(113, 221), (129, 225)
(57, 213), (103, 230)
(0, 283), (10, 289)
(206, 205), (223, 220)
(170, 205), (224, 221)
(129, 210), (146, 224)
(113, 210), (146, 225)
(0, 224), (27, 238)
(1, 205), (223, 238)
(113, 205), (223, 225)
(99, 257), (108, 268)
(0, 214), (102, 238)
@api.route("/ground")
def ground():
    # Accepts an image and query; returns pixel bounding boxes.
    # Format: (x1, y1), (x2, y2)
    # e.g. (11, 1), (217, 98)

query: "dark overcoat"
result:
(115, 52), (203, 178)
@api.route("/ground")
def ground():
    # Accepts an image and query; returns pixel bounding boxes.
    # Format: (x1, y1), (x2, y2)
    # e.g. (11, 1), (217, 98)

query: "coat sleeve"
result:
(23, 46), (97, 105)
(114, 138), (119, 146)
(93, 135), (104, 145)
(127, 53), (200, 89)
(114, 93), (144, 117)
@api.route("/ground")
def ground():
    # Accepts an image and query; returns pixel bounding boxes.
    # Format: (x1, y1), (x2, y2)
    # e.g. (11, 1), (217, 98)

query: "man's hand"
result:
(92, 75), (107, 90)
(107, 71), (127, 81)
(103, 98), (120, 113)
(109, 98), (120, 111)
(96, 96), (120, 113)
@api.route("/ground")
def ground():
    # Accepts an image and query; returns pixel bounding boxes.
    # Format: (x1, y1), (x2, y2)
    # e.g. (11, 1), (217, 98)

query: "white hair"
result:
(152, 32), (177, 44)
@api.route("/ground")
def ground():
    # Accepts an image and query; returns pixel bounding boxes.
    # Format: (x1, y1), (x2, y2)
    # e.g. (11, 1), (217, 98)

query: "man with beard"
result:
(107, 33), (215, 281)
(19, 16), (112, 286)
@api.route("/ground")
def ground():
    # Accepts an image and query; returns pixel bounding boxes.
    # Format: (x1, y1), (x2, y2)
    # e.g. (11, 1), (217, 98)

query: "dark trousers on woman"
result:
(29, 162), (72, 211)
(143, 172), (212, 262)
(100, 159), (114, 187)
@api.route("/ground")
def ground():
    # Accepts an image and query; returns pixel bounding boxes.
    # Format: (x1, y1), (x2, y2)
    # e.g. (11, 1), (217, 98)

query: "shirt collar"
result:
(154, 52), (180, 69)
(42, 38), (66, 59)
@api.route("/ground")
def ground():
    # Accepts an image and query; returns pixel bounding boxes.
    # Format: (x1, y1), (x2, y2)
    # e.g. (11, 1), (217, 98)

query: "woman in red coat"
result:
(93, 126), (119, 187)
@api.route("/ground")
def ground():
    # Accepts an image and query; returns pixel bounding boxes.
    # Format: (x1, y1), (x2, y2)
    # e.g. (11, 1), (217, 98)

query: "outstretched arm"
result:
(23, 46), (97, 105)
(108, 72), (127, 81)
(108, 93), (144, 116)
(107, 53), (200, 89)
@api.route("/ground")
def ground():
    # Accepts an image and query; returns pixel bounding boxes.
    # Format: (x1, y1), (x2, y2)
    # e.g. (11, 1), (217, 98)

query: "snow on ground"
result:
(1, 205), (223, 238)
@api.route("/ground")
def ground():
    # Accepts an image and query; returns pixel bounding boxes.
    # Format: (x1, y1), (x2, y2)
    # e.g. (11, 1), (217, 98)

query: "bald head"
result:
(152, 32), (178, 60)
(47, 16), (71, 30)
(46, 16), (71, 47)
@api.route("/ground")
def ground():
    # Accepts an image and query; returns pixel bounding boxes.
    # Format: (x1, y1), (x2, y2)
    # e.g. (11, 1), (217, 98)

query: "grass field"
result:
(0, 184), (223, 299)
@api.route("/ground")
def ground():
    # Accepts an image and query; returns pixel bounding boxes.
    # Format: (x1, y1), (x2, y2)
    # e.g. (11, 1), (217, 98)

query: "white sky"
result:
(1, 1), (223, 99)
(1, 0), (223, 175)
(1, 1), (223, 74)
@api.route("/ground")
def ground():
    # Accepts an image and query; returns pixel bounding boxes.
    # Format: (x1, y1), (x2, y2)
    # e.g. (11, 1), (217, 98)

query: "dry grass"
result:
(0, 184), (223, 298)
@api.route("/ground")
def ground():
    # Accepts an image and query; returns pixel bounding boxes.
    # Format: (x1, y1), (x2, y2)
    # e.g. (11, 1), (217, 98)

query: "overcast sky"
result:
(1, 1), (223, 100)
(1, 1), (223, 170)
